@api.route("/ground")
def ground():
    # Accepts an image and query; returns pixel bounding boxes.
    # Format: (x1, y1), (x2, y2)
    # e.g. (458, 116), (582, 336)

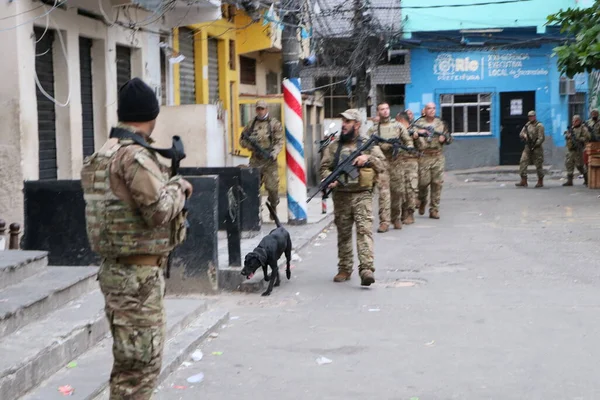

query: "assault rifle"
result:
(377, 137), (422, 159)
(307, 134), (383, 203)
(109, 128), (189, 279)
(317, 130), (337, 153)
(564, 127), (585, 152)
(408, 116), (448, 142)
(241, 129), (272, 159)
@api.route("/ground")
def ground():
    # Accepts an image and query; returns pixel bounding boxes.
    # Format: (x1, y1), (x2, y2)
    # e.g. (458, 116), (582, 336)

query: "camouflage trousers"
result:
(400, 158), (419, 213)
(332, 190), (375, 274)
(418, 154), (445, 213)
(376, 158), (404, 223)
(565, 149), (586, 176)
(519, 146), (544, 178)
(98, 260), (166, 400)
(250, 157), (280, 208)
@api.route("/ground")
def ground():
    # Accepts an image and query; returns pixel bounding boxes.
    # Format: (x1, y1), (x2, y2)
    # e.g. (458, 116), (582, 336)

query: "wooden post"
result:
(9, 223), (20, 250)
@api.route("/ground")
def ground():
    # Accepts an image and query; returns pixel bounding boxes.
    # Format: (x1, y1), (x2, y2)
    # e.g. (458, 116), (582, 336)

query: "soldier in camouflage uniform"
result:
(563, 114), (591, 186)
(413, 102), (452, 219)
(397, 111), (422, 225)
(367, 102), (414, 231)
(586, 109), (600, 141)
(240, 100), (284, 213)
(515, 110), (545, 188)
(320, 109), (385, 286)
(81, 78), (192, 400)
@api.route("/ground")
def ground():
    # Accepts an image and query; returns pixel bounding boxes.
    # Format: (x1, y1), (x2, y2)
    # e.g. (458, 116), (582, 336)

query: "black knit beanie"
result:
(117, 78), (160, 122)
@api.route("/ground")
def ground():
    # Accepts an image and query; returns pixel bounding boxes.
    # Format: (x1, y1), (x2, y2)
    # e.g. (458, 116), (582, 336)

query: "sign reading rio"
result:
(433, 53), (483, 81)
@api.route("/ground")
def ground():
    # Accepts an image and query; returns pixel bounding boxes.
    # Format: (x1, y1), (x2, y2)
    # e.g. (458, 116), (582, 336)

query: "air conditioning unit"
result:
(559, 77), (576, 96)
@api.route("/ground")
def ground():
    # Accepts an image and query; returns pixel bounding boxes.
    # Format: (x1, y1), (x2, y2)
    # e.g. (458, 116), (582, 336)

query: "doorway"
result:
(500, 91), (535, 165)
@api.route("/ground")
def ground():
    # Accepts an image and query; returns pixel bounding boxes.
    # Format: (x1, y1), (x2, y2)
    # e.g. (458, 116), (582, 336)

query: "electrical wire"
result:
(32, 0), (71, 107)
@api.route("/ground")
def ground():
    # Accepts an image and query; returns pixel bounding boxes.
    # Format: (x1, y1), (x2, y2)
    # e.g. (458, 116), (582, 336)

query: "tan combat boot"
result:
(515, 176), (528, 187)
(404, 210), (415, 225)
(360, 269), (375, 286)
(333, 271), (352, 282)
(535, 177), (544, 188)
(400, 209), (406, 223)
(377, 223), (389, 233)
(418, 202), (426, 215)
(429, 209), (440, 219)
(562, 174), (574, 186)
(393, 219), (402, 230)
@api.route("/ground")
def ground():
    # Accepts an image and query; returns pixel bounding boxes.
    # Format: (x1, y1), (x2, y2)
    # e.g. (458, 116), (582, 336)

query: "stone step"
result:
(0, 266), (98, 339)
(20, 300), (227, 400)
(0, 251), (48, 291)
(0, 290), (108, 400)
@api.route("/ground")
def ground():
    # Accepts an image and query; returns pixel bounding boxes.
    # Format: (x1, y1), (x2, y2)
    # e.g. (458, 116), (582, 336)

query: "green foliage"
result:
(546, 1), (600, 78)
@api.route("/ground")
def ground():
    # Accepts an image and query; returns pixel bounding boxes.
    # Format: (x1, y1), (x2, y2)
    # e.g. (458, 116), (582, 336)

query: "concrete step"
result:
(0, 251), (48, 290)
(0, 266), (98, 339)
(0, 290), (108, 400)
(21, 299), (228, 400)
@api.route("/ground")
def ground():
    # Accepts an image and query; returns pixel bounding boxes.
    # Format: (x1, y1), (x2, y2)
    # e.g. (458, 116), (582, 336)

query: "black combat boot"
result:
(563, 174), (574, 186)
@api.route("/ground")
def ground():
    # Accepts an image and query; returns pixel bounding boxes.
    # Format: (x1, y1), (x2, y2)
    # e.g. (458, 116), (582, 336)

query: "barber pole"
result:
(282, 78), (307, 225)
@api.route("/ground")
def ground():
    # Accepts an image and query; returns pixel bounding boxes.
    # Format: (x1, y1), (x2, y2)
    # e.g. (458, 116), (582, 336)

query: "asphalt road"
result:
(156, 176), (600, 400)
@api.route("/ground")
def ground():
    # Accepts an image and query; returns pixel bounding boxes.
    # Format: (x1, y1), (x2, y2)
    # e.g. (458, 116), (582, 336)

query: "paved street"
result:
(156, 174), (600, 400)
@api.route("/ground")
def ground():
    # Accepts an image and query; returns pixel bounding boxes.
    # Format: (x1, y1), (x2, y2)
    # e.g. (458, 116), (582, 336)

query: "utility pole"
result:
(351, 0), (371, 110)
(281, 0), (307, 225)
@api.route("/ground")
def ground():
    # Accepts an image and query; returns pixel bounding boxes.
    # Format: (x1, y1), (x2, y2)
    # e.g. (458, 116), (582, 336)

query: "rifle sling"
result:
(110, 127), (177, 160)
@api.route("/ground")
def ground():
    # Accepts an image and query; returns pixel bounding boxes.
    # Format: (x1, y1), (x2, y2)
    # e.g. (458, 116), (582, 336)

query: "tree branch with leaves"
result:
(547, 1), (600, 78)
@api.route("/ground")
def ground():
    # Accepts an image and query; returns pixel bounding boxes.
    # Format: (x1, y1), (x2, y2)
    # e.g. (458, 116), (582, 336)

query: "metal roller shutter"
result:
(34, 27), (58, 181)
(79, 37), (95, 157)
(208, 37), (220, 103)
(178, 27), (196, 104)
(115, 45), (131, 92)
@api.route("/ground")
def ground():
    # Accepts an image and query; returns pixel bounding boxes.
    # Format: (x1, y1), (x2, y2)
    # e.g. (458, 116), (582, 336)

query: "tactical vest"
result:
(81, 141), (176, 257)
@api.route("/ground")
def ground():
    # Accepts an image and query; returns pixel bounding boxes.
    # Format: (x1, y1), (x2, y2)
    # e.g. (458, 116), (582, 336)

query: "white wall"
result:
(0, 0), (171, 226)
(153, 104), (227, 168)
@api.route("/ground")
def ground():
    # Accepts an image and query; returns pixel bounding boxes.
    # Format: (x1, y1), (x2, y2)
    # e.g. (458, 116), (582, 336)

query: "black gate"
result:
(34, 27), (58, 180)
(80, 37), (95, 157)
(500, 91), (536, 165)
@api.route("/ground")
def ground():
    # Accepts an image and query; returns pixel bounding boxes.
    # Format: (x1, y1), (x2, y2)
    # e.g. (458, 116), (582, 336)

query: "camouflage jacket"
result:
(81, 124), (187, 257)
(411, 117), (452, 152)
(240, 116), (284, 161)
(319, 134), (386, 192)
(366, 118), (414, 160)
(520, 121), (545, 149)
(585, 118), (600, 141)
(565, 124), (591, 151)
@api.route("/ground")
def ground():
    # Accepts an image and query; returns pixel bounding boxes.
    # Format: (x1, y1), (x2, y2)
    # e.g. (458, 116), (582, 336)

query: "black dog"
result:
(241, 202), (292, 296)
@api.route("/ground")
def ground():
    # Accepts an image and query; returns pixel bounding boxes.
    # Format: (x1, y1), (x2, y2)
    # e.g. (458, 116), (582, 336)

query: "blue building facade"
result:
(398, 0), (590, 169)
(405, 41), (588, 169)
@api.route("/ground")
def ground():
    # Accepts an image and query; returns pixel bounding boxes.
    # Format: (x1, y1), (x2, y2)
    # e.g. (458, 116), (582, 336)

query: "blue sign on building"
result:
(405, 44), (588, 168)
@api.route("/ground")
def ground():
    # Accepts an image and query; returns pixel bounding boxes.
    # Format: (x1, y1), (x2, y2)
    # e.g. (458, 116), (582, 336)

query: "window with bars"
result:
(569, 92), (586, 120)
(440, 93), (491, 136)
(315, 76), (352, 118)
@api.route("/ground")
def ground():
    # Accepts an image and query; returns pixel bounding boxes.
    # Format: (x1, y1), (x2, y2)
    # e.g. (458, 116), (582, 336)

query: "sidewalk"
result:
(217, 194), (335, 292)
(450, 165), (567, 183)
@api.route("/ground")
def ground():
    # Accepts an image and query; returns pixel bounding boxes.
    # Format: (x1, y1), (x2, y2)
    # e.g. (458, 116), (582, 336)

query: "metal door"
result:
(208, 37), (220, 103)
(34, 27), (58, 180)
(115, 45), (131, 91)
(179, 27), (196, 104)
(80, 37), (95, 157)
(500, 91), (536, 165)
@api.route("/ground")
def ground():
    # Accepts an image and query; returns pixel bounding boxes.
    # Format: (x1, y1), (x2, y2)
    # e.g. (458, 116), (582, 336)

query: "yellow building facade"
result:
(171, 6), (288, 193)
